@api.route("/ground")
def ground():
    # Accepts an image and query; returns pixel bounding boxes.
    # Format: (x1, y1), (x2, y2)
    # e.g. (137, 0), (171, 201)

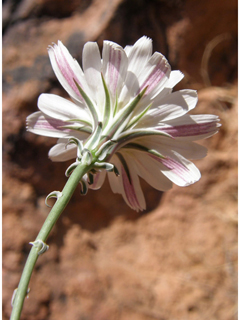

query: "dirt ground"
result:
(3, 0), (237, 319)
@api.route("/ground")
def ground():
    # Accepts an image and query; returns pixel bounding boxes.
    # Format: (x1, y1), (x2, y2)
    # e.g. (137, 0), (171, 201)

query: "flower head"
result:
(27, 36), (220, 211)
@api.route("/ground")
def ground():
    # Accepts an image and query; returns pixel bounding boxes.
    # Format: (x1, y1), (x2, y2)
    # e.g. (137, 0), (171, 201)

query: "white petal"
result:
(38, 93), (91, 123)
(157, 89), (197, 117)
(82, 42), (104, 108)
(166, 70), (184, 89)
(124, 45), (133, 56)
(117, 71), (139, 109)
(118, 36), (154, 108)
(48, 141), (77, 162)
(102, 41), (128, 100)
(127, 36), (153, 77)
(48, 41), (90, 103)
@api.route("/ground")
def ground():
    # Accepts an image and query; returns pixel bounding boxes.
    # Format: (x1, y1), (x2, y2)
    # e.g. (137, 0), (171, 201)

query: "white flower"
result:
(27, 36), (220, 211)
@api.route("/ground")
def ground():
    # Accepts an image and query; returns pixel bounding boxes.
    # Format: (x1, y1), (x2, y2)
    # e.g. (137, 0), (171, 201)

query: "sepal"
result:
(101, 73), (111, 128)
(73, 79), (99, 129)
(95, 140), (115, 161)
(66, 137), (83, 159)
(45, 191), (63, 207)
(65, 161), (79, 177)
(87, 172), (94, 185)
(93, 162), (115, 172)
(125, 103), (152, 130)
(29, 240), (49, 255)
(84, 122), (103, 150)
(80, 178), (88, 195)
(113, 165), (120, 176)
(106, 86), (148, 138)
(81, 149), (93, 165)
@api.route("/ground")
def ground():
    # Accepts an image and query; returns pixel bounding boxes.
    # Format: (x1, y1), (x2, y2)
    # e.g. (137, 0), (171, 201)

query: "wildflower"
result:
(27, 36), (220, 211)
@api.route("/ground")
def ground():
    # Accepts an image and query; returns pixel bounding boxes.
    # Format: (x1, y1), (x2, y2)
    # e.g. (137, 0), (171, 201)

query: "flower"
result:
(27, 36), (220, 211)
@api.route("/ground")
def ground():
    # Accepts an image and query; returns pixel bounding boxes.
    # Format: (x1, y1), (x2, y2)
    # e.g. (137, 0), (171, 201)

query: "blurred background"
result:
(2, 0), (237, 319)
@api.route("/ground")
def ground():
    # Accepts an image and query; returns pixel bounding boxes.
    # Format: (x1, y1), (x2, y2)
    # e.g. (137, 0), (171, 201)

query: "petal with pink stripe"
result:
(108, 153), (146, 211)
(26, 111), (89, 139)
(128, 150), (173, 191)
(138, 52), (171, 96)
(48, 41), (89, 103)
(27, 111), (72, 138)
(158, 114), (220, 140)
(150, 151), (201, 187)
(102, 41), (128, 102)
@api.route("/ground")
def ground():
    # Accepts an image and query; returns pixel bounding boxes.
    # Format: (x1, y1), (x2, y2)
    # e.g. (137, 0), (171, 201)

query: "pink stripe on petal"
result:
(150, 154), (189, 183)
(33, 117), (71, 133)
(54, 45), (83, 99)
(159, 122), (218, 138)
(121, 164), (141, 210)
(108, 48), (122, 96)
(139, 57), (169, 95)
(160, 157), (188, 182)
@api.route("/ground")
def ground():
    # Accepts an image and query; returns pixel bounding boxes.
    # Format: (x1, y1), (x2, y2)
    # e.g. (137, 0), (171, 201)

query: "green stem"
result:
(10, 161), (95, 320)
